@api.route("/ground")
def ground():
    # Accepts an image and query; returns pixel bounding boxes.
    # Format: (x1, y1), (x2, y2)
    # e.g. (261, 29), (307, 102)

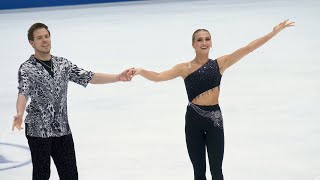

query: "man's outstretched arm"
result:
(89, 68), (134, 84)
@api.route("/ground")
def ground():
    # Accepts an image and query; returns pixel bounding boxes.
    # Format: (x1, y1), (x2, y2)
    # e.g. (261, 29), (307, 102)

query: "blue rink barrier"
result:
(0, 0), (141, 10)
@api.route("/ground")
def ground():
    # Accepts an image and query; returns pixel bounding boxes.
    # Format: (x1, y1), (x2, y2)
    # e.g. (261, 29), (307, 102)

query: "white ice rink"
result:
(0, 0), (319, 179)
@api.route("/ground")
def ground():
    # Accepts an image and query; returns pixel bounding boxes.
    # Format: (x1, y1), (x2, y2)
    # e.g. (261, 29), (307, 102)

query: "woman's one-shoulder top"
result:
(184, 59), (222, 102)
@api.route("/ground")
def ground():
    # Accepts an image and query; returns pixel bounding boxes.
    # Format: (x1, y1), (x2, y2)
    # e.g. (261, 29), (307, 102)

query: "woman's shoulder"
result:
(175, 61), (189, 67)
(216, 55), (227, 65)
(173, 60), (192, 70)
(172, 60), (193, 78)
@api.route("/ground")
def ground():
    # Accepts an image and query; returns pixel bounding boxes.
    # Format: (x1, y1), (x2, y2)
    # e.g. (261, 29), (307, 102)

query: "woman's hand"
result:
(273, 19), (295, 33)
(131, 68), (143, 76)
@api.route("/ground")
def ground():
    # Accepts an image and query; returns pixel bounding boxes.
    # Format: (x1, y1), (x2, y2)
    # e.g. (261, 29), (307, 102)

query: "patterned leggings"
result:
(185, 103), (224, 180)
(26, 133), (78, 180)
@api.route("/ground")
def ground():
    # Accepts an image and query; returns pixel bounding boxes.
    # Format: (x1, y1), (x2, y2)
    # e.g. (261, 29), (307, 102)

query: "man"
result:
(12, 22), (132, 180)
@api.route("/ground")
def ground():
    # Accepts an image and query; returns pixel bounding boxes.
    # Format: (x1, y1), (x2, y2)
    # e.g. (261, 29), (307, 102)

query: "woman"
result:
(132, 20), (295, 180)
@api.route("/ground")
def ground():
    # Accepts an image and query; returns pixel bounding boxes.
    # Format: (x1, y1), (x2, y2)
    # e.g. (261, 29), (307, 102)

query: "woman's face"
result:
(192, 31), (212, 54)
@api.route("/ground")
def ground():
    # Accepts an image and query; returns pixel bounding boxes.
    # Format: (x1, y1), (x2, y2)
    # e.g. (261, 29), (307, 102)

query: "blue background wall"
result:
(0, 0), (140, 10)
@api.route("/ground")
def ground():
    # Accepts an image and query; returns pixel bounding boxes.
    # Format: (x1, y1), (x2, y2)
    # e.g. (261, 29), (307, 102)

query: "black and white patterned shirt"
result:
(18, 55), (95, 138)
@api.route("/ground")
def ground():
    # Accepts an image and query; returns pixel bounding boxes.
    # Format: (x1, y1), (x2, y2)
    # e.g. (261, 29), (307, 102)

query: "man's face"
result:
(29, 28), (51, 55)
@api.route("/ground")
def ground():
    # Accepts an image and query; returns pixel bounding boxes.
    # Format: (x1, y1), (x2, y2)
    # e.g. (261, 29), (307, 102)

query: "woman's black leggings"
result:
(185, 103), (224, 180)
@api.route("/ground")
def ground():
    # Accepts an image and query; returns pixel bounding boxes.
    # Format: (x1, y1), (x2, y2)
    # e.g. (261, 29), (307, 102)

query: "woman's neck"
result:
(193, 55), (209, 65)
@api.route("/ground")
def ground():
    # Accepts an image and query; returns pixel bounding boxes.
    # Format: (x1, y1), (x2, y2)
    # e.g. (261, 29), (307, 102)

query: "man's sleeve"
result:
(68, 62), (95, 87)
(17, 65), (30, 98)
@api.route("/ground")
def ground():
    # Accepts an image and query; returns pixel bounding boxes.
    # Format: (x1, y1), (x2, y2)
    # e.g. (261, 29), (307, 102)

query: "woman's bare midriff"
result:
(191, 87), (220, 106)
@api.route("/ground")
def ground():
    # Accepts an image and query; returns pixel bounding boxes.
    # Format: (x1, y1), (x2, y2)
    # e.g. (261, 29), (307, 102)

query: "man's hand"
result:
(12, 114), (23, 131)
(119, 68), (135, 81)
